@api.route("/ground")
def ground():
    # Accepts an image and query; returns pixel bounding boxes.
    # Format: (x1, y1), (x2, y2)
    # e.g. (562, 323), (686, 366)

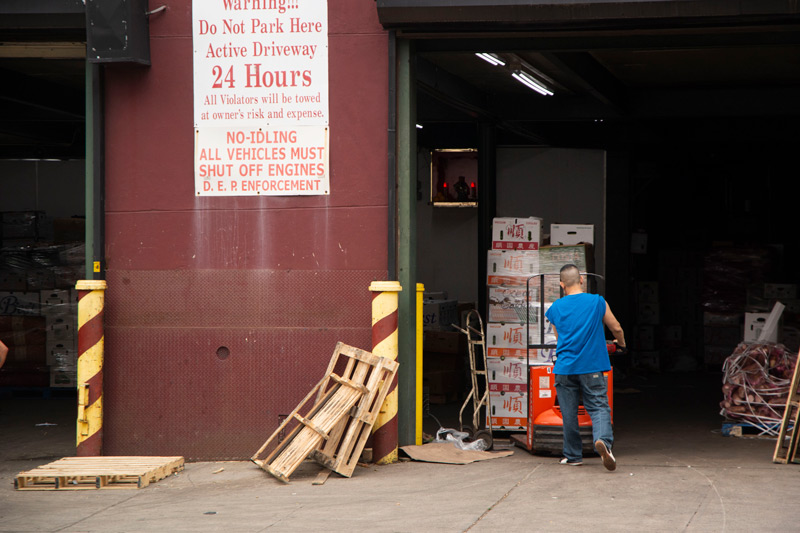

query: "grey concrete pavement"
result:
(2, 441), (799, 532)
(2, 373), (800, 532)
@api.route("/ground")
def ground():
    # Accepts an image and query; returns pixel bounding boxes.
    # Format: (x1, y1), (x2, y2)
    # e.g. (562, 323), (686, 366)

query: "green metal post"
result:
(396, 39), (417, 447)
(477, 122), (497, 318)
(85, 61), (104, 280)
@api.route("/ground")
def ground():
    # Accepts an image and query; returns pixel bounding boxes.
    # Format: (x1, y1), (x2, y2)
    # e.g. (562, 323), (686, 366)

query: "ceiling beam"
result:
(489, 94), (618, 121)
(416, 56), (549, 143)
(0, 41), (85, 58)
(540, 51), (628, 114)
(486, 85), (800, 121)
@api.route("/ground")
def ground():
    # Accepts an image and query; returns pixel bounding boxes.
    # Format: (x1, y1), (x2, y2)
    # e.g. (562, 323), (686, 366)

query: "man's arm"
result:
(602, 303), (626, 347)
(0, 340), (8, 369)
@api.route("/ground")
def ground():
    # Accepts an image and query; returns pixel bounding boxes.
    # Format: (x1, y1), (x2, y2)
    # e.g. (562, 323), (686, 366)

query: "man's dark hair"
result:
(559, 264), (581, 287)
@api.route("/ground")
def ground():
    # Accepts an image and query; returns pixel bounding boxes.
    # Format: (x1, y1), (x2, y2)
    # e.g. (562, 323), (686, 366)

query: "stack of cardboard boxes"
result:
(651, 246), (799, 370)
(632, 281), (662, 372)
(42, 290), (78, 387)
(0, 211), (83, 390)
(485, 217), (594, 431)
(699, 246), (795, 368)
(421, 293), (464, 404)
(743, 283), (799, 351)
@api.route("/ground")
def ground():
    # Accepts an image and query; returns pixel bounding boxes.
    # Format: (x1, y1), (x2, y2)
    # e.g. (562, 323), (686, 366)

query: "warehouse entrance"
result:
(380, 5), (800, 444)
(0, 7), (88, 464)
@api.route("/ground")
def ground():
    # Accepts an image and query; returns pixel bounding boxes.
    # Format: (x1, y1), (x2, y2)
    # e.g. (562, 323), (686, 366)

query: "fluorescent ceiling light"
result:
(475, 52), (505, 67)
(512, 70), (554, 96)
(416, 123), (423, 129)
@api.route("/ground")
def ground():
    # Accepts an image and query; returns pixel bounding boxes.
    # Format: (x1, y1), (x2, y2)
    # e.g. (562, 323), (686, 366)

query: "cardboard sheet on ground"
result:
(400, 443), (514, 464)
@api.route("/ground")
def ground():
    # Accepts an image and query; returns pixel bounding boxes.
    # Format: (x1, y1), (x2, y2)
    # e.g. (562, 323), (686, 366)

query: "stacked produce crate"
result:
(0, 211), (83, 390)
(485, 217), (593, 432)
(42, 290), (78, 387)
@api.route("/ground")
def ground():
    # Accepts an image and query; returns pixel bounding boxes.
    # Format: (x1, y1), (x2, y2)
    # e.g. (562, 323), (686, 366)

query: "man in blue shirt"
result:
(545, 264), (626, 471)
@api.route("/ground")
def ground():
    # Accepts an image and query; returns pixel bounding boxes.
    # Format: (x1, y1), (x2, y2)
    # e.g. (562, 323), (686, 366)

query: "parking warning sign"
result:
(192, 0), (329, 196)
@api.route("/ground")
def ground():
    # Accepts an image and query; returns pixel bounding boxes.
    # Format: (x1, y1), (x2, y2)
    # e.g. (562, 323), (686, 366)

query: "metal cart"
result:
(452, 309), (494, 450)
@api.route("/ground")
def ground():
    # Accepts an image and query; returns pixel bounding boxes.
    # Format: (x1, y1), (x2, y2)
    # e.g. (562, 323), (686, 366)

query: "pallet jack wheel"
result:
(474, 430), (493, 450)
(459, 425), (474, 439)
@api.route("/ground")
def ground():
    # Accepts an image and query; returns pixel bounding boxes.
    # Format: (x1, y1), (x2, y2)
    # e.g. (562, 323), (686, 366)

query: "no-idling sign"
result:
(195, 125), (328, 195)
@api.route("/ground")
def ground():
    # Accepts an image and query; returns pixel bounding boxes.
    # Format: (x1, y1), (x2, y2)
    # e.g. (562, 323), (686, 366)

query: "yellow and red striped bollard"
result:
(369, 281), (402, 465)
(75, 280), (107, 456)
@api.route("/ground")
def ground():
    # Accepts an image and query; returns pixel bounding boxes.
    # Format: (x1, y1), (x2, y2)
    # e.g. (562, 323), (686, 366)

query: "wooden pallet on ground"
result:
(722, 421), (782, 438)
(15, 456), (184, 490)
(251, 342), (398, 483)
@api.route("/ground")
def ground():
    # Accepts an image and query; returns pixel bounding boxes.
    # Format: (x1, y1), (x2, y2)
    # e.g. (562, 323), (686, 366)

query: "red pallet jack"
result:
(509, 273), (624, 454)
(515, 344), (621, 454)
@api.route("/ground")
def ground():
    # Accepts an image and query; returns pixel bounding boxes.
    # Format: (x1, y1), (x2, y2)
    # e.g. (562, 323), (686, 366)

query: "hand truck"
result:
(452, 309), (494, 450)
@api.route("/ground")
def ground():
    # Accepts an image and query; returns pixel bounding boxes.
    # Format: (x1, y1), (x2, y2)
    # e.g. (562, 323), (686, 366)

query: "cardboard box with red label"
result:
(492, 217), (542, 250)
(487, 250), (540, 287)
(486, 355), (527, 392)
(486, 322), (556, 362)
(488, 390), (527, 430)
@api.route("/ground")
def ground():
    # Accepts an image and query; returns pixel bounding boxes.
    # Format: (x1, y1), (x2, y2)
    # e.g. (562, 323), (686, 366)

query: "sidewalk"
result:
(2, 437), (799, 532)
(2, 374), (800, 532)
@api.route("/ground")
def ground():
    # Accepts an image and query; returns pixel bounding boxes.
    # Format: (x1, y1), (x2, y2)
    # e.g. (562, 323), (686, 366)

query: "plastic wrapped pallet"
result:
(720, 342), (798, 435)
(538, 244), (593, 276)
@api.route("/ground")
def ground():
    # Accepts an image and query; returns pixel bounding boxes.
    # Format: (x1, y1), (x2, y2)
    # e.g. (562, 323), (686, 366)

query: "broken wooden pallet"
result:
(252, 342), (398, 483)
(15, 456), (184, 490)
(312, 348), (398, 478)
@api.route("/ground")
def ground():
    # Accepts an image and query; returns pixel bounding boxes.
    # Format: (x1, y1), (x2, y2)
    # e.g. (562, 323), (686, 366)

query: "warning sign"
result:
(192, 0), (329, 196)
(194, 125), (328, 195)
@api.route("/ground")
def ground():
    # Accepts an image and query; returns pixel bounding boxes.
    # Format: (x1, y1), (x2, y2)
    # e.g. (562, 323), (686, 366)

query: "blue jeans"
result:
(554, 372), (613, 461)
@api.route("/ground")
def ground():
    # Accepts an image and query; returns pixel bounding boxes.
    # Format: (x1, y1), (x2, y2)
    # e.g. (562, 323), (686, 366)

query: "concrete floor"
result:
(2, 371), (799, 532)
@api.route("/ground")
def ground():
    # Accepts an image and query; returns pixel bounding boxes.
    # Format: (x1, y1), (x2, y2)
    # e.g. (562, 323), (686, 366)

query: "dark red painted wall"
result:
(102, 1), (389, 459)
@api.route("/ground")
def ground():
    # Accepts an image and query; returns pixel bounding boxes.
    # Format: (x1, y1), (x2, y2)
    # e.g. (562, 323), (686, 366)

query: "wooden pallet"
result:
(15, 456), (185, 490)
(722, 421), (782, 438)
(252, 342), (398, 483)
(774, 350), (800, 464)
(312, 348), (398, 478)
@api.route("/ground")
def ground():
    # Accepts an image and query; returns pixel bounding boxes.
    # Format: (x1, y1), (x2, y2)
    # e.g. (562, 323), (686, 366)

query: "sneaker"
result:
(595, 440), (616, 471)
(559, 457), (583, 466)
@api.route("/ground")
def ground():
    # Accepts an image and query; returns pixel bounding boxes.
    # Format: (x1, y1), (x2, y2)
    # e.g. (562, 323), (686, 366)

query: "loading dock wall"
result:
(497, 147), (605, 279)
(101, 1), (390, 460)
(416, 147), (606, 307)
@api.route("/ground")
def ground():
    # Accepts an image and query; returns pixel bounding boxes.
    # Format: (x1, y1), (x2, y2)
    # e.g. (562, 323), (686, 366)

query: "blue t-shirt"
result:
(545, 292), (610, 375)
